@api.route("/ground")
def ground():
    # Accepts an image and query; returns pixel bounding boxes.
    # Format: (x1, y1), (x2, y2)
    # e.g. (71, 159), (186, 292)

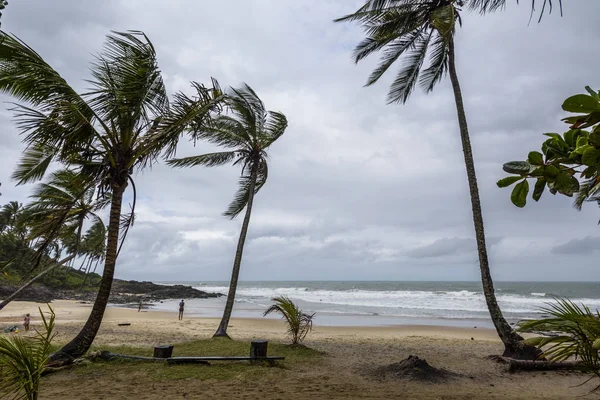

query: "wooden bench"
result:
(100, 340), (285, 366)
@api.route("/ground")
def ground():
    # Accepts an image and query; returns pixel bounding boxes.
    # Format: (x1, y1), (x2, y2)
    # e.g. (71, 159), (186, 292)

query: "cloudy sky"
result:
(0, 1), (598, 282)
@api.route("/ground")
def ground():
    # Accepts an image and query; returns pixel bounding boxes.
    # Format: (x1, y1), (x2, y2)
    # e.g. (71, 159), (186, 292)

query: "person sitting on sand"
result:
(23, 313), (30, 332)
(178, 299), (185, 320)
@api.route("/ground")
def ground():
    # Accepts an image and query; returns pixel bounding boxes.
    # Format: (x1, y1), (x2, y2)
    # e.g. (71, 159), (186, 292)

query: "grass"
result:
(58, 337), (322, 382)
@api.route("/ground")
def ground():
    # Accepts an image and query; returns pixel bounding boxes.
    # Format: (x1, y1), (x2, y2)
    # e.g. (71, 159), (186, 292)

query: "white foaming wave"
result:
(193, 285), (600, 316)
(531, 292), (546, 297)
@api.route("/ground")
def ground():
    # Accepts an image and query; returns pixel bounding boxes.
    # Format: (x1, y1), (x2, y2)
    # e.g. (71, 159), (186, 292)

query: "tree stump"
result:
(250, 340), (268, 364)
(153, 345), (174, 358)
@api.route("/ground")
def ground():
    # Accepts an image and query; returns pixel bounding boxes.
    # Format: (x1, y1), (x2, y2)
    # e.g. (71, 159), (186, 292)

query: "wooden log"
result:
(153, 345), (174, 359)
(508, 359), (583, 373)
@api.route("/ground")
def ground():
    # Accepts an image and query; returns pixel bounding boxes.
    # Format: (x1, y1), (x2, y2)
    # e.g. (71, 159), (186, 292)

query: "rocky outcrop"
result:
(0, 279), (223, 305)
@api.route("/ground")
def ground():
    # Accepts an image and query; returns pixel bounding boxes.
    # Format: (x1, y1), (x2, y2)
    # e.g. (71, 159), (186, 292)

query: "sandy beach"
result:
(0, 300), (594, 399)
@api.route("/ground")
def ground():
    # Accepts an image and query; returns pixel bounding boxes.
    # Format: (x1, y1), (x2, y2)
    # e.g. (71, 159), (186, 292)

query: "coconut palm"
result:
(0, 30), (221, 360)
(168, 84), (287, 338)
(263, 296), (315, 345)
(0, 169), (107, 310)
(335, 0), (544, 358)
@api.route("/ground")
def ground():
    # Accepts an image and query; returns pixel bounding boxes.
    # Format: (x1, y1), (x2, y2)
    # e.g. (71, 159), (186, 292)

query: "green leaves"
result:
(510, 180), (529, 208)
(499, 86), (600, 214)
(527, 151), (544, 165)
(502, 161), (533, 175)
(496, 176), (522, 188)
(562, 94), (600, 114)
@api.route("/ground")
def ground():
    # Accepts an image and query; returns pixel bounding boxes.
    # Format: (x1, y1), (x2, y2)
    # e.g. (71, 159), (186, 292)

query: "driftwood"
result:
(488, 355), (583, 372)
(506, 358), (583, 373)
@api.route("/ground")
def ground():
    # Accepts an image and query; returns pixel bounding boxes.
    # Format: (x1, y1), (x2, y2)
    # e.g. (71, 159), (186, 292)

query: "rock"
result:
(0, 284), (56, 303)
(0, 279), (223, 305)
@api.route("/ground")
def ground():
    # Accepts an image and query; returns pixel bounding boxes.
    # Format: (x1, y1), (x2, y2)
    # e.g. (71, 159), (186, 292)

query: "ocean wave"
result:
(190, 284), (600, 320)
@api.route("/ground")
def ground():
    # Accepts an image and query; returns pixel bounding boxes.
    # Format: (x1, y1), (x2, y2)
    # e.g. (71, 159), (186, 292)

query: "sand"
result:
(0, 300), (594, 399)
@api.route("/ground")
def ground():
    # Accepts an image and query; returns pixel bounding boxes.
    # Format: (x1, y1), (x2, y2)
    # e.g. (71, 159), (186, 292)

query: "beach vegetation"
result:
(519, 298), (600, 390)
(499, 87), (600, 222)
(0, 169), (107, 310)
(168, 84), (288, 339)
(0, 30), (223, 360)
(334, 0), (540, 359)
(263, 296), (315, 345)
(0, 305), (55, 400)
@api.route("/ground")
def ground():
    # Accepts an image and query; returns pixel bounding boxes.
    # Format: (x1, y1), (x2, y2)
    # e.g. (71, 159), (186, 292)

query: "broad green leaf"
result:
(503, 161), (533, 175)
(496, 176), (522, 188)
(562, 94), (600, 113)
(543, 165), (559, 182)
(555, 172), (579, 195)
(511, 180), (529, 208)
(532, 178), (546, 201)
(544, 133), (564, 142)
(593, 338), (600, 350)
(581, 166), (597, 179)
(582, 148), (600, 166)
(527, 151), (544, 165)
(589, 131), (600, 146)
(576, 135), (589, 148)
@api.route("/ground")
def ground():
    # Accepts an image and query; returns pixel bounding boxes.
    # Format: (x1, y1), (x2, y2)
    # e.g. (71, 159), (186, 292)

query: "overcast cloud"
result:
(0, 1), (598, 282)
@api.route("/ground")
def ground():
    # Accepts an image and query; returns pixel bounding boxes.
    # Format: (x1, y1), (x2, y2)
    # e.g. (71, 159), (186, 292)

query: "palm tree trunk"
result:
(51, 185), (126, 361)
(213, 167), (258, 338)
(447, 37), (540, 360)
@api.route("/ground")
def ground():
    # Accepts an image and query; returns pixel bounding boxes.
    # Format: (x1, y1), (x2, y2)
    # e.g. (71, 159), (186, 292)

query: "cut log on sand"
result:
(507, 359), (583, 373)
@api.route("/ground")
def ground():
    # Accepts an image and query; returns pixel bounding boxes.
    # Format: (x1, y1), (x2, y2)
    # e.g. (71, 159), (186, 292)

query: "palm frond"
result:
(365, 28), (425, 87)
(387, 29), (433, 104)
(11, 142), (57, 185)
(466, 0), (562, 22)
(418, 33), (449, 92)
(519, 298), (600, 383)
(262, 111), (288, 145)
(156, 79), (223, 160)
(87, 30), (168, 148)
(0, 305), (55, 400)
(167, 151), (237, 169)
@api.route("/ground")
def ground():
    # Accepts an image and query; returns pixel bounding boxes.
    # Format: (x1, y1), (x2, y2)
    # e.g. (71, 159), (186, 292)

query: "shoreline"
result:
(0, 299), (500, 342)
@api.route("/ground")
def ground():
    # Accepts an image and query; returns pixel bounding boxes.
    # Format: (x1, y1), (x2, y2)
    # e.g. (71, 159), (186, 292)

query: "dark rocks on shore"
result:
(0, 284), (56, 303)
(0, 279), (224, 305)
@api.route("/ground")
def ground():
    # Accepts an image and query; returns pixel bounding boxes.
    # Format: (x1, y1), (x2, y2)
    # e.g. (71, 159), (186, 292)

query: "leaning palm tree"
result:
(0, 30), (222, 360)
(168, 84), (288, 338)
(335, 1), (543, 358)
(0, 169), (107, 310)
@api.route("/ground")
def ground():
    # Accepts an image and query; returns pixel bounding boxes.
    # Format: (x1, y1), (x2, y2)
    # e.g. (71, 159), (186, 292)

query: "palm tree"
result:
(168, 84), (288, 338)
(263, 296), (315, 345)
(0, 30), (222, 360)
(0, 169), (107, 310)
(335, 0), (541, 359)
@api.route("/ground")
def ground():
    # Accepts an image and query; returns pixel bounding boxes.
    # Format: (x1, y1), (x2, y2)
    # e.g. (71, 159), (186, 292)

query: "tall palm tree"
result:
(335, 0), (541, 359)
(0, 169), (107, 310)
(168, 84), (288, 338)
(0, 30), (221, 360)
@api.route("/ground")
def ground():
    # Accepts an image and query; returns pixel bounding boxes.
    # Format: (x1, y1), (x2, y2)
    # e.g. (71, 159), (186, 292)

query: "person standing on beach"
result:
(23, 313), (30, 332)
(178, 299), (185, 320)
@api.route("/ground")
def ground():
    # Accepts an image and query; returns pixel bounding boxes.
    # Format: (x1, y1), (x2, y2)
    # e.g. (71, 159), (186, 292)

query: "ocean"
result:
(149, 281), (600, 328)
